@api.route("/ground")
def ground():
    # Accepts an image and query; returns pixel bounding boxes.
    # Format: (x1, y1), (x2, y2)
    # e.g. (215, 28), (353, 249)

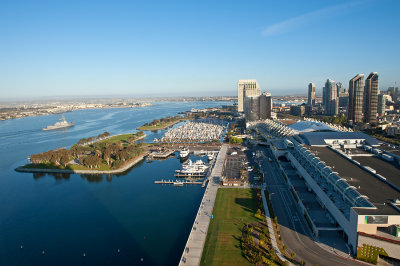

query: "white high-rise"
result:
(237, 79), (261, 112)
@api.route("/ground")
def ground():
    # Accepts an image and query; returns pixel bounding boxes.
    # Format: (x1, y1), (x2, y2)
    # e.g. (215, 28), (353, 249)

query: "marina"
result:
(161, 121), (226, 143)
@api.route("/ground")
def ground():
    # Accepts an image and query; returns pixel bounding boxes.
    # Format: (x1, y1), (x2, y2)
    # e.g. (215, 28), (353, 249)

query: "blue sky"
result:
(0, 0), (399, 98)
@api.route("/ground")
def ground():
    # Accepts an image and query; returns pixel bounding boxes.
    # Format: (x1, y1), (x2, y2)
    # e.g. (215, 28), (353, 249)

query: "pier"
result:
(174, 173), (206, 178)
(179, 144), (228, 266)
(154, 180), (202, 185)
(148, 150), (175, 159)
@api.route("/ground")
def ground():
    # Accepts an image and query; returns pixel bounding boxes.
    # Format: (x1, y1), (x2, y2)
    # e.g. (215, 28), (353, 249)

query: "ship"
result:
(43, 116), (74, 131)
(179, 148), (190, 160)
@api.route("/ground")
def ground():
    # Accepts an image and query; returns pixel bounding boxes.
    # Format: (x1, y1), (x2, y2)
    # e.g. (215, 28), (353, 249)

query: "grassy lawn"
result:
(200, 188), (260, 266)
(96, 133), (136, 145)
(137, 119), (185, 130)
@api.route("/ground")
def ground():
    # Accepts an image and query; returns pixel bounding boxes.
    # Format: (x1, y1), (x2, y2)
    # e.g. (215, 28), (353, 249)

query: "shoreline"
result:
(15, 152), (149, 175)
(0, 104), (153, 121)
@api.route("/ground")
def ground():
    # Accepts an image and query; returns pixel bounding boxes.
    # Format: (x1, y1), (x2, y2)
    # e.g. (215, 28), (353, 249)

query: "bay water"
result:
(0, 101), (231, 265)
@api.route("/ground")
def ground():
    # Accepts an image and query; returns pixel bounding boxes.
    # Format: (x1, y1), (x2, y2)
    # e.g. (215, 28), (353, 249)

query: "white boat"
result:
(179, 148), (190, 159)
(176, 159), (209, 175)
(207, 152), (215, 161)
(173, 181), (184, 186)
(43, 116), (74, 131)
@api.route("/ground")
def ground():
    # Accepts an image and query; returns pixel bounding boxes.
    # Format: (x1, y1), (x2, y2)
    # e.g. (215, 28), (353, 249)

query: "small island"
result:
(16, 131), (148, 174)
(137, 115), (187, 131)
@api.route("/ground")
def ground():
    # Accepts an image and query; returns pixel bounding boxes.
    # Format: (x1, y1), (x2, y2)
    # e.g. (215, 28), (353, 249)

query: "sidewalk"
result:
(261, 187), (293, 265)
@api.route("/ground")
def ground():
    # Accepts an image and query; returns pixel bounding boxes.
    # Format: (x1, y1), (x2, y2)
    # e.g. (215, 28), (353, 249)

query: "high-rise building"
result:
(336, 82), (346, 94)
(237, 80), (261, 112)
(260, 92), (272, 119)
(244, 95), (260, 121)
(377, 94), (386, 117)
(387, 86), (398, 102)
(307, 83), (316, 106)
(325, 79), (338, 116)
(322, 86), (327, 108)
(364, 72), (379, 124)
(244, 91), (272, 121)
(348, 74), (364, 123)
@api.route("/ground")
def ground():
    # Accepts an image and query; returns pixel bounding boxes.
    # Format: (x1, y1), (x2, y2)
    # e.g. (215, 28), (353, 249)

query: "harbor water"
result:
(0, 101), (231, 265)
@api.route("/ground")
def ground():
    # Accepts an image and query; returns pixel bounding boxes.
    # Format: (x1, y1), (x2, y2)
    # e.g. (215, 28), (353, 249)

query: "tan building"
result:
(348, 74), (364, 123)
(364, 72), (379, 125)
(307, 82), (316, 106)
(237, 79), (261, 112)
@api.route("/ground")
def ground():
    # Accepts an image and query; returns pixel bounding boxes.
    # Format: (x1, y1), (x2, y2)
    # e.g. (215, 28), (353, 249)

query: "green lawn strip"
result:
(200, 189), (259, 266)
(137, 119), (185, 130)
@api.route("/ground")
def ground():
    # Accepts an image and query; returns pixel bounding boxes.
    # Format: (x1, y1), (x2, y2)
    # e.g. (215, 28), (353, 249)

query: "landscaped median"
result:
(200, 188), (285, 266)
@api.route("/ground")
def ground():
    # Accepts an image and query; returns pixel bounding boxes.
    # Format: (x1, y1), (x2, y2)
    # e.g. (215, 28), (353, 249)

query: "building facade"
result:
(307, 82), (316, 106)
(388, 87), (398, 102)
(259, 92), (272, 120)
(364, 72), (379, 124)
(325, 79), (338, 116)
(238, 79), (261, 112)
(348, 74), (364, 123)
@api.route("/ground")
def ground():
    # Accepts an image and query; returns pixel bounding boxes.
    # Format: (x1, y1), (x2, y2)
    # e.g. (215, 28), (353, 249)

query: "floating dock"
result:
(154, 180), (202, 185)
(174, 173), (206, 178)
(148, 150), (175, 158)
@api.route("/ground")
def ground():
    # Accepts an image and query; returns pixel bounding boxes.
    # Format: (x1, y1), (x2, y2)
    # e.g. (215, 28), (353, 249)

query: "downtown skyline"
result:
(1, 0), (399, 99)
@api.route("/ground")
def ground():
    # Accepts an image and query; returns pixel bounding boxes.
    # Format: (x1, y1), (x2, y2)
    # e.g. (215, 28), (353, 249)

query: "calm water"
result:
(0, 101), (231, 266)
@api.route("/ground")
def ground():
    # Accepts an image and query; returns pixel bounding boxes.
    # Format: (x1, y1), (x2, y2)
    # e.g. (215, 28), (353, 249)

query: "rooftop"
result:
(309, 146), (400, 216)
(351, 155), (400, 190)
(298, 131), (381, 146)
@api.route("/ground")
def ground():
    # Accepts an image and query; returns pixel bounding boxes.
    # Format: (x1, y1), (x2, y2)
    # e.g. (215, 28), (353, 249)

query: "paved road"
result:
(255, 146), (362, 266)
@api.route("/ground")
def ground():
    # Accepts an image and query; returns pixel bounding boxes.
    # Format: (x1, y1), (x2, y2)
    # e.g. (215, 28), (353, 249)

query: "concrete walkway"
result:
(261, 187), (293, 265)
(179, 144), (228, 266)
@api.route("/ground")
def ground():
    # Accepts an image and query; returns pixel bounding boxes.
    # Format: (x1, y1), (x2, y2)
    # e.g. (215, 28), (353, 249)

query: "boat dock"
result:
(148, 150), (175, 158)
(174, 173), (205, 178)
(179, 144), (228, 266)
(154, 180), (202, 185)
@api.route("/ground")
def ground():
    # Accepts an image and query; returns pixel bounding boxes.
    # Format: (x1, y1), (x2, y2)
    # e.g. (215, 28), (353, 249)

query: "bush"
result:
(356, 244), (388, 265)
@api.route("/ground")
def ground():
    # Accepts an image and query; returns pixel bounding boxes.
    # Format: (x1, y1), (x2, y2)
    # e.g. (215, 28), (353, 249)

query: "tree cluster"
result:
(96, 131), (110, 140)
(30, 132), (145, 170)
(30, 149), (71, 167)
(241, 224), (263, 264)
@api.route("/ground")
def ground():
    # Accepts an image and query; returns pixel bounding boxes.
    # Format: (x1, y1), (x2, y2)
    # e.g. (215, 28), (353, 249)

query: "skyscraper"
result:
(325, 79), (338, 116)
(387, 86), (398, 102)
(307, 83), (316, 106)
(244, 91), (272, 121)
(237, 80), (261, 112)
(336, 82), (346, 94)
(260, 92), (272, 119)
(364, 72), (379, 124)
(377, 94), (386, 117)
(348, 74), (364, 123)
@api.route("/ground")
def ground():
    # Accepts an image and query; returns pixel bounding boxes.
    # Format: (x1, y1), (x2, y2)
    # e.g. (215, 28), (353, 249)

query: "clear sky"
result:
(0, 0), (399, 99)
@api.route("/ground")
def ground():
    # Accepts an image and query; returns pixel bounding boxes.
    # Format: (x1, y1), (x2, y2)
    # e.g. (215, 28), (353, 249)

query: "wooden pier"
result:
(174, 173), (206, 178)
(154, 180), (202, 185)
(148, 150), (175, 159)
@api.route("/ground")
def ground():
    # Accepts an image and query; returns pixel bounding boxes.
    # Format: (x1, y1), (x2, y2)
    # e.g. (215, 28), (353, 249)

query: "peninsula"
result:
(16, 131), (148, 174)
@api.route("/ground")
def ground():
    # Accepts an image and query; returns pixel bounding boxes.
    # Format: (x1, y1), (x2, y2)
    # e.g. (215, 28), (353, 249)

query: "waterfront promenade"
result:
(179, 144), (228, 266)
